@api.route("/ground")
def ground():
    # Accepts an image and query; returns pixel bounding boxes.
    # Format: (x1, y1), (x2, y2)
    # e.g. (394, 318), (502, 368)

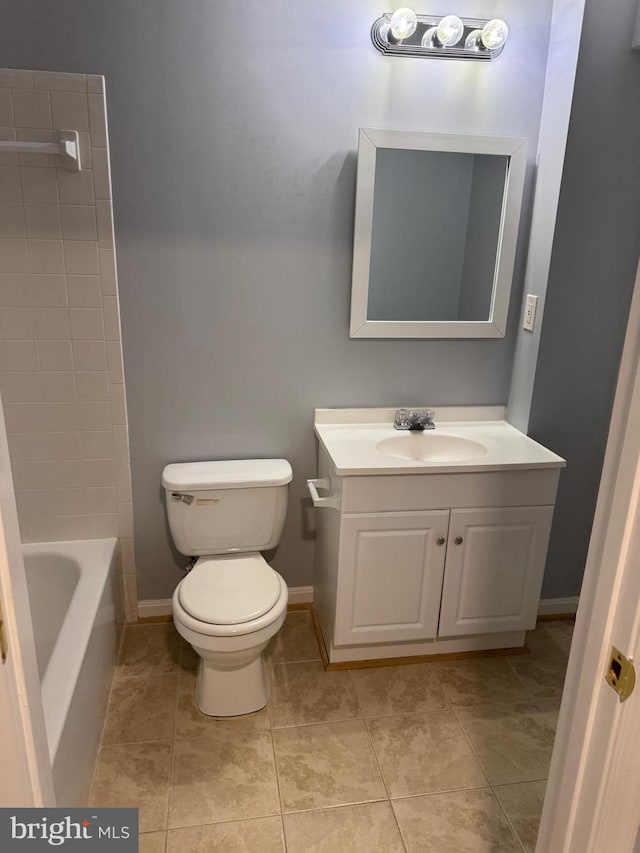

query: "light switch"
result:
(523, 294), (538, 332)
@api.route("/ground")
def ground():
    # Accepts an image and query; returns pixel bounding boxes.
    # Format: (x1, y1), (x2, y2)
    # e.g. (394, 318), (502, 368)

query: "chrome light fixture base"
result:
(372, 13), (506, 60)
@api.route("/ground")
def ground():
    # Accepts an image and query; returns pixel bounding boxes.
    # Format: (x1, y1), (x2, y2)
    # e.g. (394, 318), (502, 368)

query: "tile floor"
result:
(89, 613), (574, 853)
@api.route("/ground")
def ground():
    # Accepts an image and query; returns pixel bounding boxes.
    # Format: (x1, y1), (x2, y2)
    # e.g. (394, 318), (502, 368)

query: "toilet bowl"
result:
(162, 458), (293, 717)
(172, 554), (288, 716)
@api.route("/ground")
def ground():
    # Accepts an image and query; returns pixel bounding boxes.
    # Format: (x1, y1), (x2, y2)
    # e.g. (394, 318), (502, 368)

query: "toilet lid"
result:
(178, 555), (281, 625)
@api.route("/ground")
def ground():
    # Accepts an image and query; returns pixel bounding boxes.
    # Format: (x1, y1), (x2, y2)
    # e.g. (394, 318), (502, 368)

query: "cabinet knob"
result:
(454, 536), (464, 545)
(436, 536), (445, 545)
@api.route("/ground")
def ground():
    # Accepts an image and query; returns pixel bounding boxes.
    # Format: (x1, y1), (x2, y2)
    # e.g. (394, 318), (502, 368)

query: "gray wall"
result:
(528, 0), (640, 598)
(0, 0), (554, 599)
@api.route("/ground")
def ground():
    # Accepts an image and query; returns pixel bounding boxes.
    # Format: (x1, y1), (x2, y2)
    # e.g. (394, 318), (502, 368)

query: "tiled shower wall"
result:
(0, 69), (137, 622)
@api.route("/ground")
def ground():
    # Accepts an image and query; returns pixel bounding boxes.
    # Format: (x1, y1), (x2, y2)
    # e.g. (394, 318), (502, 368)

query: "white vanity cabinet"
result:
(312, 441), (561, 664)
(335, 510), (449, 646)
(438, 506), (554, 637)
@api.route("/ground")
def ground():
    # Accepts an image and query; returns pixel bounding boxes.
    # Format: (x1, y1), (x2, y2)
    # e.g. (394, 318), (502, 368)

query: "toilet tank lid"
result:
(162, 458), (293, 491)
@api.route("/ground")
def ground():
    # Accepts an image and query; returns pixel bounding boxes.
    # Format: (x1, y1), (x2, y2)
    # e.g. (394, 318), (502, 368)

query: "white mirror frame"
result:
(349, 129), (528, 339)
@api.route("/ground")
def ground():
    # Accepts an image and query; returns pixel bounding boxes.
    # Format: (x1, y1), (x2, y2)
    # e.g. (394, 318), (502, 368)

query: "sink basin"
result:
(376, 433), (488, 463)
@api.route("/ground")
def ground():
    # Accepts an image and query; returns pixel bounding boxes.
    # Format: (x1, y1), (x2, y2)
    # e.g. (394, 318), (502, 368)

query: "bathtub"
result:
(23, 539), (121, 806)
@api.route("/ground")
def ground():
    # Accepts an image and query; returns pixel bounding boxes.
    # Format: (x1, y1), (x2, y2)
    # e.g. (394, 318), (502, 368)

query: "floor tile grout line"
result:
(387, 784), (493, 803)
(87, 619), (128, 806)
(449, 703), (495, 790)
(489, 786), (529, 853)
(449, 660), (559, 853)
(164, 809), (282, 833)
(163, 645), (185, 837)
(280, 796), (390, 817)
(267, 721), (288, 853)
(268, 713), (288, 826)
(356, 687), (409, 853)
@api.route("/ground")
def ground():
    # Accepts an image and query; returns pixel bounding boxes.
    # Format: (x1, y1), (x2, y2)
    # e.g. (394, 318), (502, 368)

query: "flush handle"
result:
(172, 492), (194, 505)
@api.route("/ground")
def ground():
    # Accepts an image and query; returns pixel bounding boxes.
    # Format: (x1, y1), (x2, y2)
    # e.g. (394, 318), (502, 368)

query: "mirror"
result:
(350, 129), (527, 339)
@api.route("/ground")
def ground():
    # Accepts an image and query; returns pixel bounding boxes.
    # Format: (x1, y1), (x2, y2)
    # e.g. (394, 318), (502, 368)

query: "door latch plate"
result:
(605, 646), (635, 702)
(0, 599), (8, 664)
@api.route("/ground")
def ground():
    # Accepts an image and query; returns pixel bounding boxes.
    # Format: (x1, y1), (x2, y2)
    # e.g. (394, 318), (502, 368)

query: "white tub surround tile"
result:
(67, 275), (102, 307)
(35, 306), (70, 339)
(72, 340), (107, 371)
(48, 432), (82, 461)
(39, 340), (73, 370)
(64, 240), (100, 275)
(0, 306), (36, 338)
(0, 273), (32, 306)
(3, 401), (46, 433)
(80, 430), (114, 460)
(70, 307), (104, 340)
(12, 89), (52, 129)
(0, 238), (29, 272)
(86, 76), (104, 95)
(0, 91), (13, 127)
(78, 401), (111, 431)
(98, 249), (116, 294)
(60, 206), (98, 242)
(51, 91), (89, 132)
(0, 70), (137, 621)
(52, 460), (84, 488)
(22, 516), (59, 543)
(83, 459), (115, 487)
(4, 340), (39, 371)
(31, 274), (67, 307)
(57, 169), (94, 205)
(33, 72), (86, 93)
(77, 371), (110, 402)
(0, 164), (22, 202)
(24, 204), (62, 240)
(21, 166), (58, 203)
(88, 95), (107, 147)
(0, 202), (26, 238)
(44, 402), (79, 432)
(42, 371), (76, 402)
(28, 239), (65, 275)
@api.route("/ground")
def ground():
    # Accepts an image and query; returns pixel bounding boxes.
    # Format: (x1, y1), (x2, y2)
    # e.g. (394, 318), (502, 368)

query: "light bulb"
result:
(436, 14), (464, 47)
(390, 7), (417, 40)
(421, 26), (438, 47)
(481, 18), (508, 50)
(464, 29), (483, 50)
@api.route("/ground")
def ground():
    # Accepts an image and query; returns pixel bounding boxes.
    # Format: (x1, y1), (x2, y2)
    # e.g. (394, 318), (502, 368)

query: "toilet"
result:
(162, 458), (292, 717)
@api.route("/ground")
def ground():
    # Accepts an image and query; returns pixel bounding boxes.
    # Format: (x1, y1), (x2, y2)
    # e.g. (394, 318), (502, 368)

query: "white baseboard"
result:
(138, 585), (314, 620)
(287, 585), (314, 605)
(137, 598), (173, 619)
(538, 596), (579, 616)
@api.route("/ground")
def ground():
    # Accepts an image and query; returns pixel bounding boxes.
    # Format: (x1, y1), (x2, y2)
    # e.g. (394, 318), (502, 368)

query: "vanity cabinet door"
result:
(334, 510), (450, 646)
(438, 506), (554, 637)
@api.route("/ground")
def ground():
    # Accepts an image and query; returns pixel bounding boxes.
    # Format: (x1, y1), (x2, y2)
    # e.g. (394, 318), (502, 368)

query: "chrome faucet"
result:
(393, 408), (435, 431)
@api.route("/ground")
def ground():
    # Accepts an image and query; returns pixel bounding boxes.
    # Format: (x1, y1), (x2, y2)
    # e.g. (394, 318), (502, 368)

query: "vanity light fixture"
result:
(372, 11), (509, 60)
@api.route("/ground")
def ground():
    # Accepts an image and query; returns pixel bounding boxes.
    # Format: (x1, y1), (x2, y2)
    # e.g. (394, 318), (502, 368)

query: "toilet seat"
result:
(173, 559), (288, 639)
(179, 554), (281, 625)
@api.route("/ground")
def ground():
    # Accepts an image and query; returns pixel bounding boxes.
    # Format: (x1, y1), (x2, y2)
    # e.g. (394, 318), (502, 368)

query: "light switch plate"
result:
(523, 294), (538, 332)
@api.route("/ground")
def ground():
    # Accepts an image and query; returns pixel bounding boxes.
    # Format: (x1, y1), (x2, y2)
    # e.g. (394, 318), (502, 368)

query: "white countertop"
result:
(314, 407), (566, 476)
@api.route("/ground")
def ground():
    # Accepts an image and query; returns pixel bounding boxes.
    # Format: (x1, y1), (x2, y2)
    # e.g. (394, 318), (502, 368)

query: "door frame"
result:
(537, 258), (640, 851)
(0, 395), (54, 806)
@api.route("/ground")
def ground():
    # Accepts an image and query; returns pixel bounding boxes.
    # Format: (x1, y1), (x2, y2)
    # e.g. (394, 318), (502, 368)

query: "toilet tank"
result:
(161, 459), (293, 557)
